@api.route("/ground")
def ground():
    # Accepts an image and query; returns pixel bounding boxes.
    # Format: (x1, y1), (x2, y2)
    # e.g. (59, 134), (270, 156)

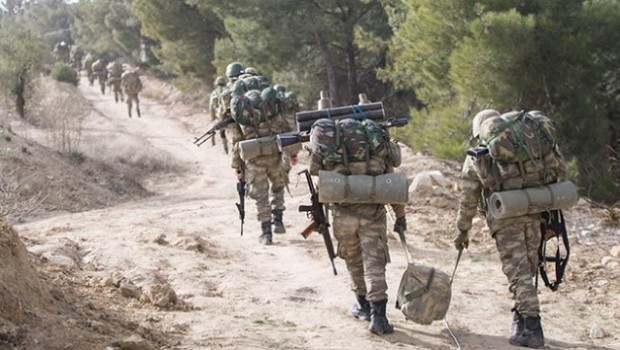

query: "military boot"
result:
(368, 299), (394, 334)
(510, 315), (545, 348)
(272, 209), (286, 234)
(508, 309), (525, 345)
(259, 221), (272, 245)
(348, 295), (370, 321)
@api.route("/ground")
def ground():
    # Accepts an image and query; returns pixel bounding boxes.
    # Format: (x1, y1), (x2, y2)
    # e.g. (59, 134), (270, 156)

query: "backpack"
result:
(122, 71), (142, 94)
(230, 82), (280, 126)
(309, 118), (387, 165)
(477, 110), (560, 190)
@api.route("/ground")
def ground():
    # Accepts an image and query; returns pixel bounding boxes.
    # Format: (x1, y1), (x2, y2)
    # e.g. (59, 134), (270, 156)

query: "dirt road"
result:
(13, 76), (620, 350)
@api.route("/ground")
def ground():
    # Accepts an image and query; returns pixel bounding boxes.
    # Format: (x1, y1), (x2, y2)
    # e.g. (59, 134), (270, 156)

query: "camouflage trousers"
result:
(332, 205), (390, 302)
(126, 93), (140, 118)
(493, 221), (540, 316)
(246, 155), (286, 223)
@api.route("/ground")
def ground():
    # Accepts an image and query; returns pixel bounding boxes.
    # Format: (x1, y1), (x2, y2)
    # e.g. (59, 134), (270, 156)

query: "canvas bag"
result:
(394, 228), (457, 325)
(309, 118), (386, 164)
(122, 72), (142, 94)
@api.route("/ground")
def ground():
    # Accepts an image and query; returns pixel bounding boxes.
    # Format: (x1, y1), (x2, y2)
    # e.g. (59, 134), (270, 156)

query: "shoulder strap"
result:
(537, 209), (570, 291)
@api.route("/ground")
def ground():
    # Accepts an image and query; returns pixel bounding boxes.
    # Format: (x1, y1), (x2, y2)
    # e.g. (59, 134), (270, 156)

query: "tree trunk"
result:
(314, 30), (339, 106)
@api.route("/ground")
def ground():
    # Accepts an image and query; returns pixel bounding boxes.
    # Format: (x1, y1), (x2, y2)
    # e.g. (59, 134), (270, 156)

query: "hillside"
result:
(0, 74), (619, 350)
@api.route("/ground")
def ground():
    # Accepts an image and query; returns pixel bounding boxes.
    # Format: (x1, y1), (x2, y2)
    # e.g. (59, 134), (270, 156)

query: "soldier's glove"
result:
(453, 229), (469, 251)
(393, 216), (407, 233)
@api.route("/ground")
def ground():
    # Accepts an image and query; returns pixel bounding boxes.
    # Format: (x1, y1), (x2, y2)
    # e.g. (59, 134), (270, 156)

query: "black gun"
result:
(194, 117), (235, 147)
(277, 117), (410, 151)
(235, 175), (246, 236)
(298, 169), (337, 275)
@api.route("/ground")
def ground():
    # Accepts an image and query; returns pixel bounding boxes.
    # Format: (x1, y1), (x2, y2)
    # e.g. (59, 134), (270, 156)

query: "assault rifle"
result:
(235, 170), (246, 236)
(277, 117), (410, 151)
(298, 169), (337, 275)
(193, 117), (235, 147)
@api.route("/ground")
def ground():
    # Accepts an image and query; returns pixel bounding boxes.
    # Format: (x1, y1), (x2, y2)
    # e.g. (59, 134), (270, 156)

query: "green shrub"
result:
(50, 63), (79, 86)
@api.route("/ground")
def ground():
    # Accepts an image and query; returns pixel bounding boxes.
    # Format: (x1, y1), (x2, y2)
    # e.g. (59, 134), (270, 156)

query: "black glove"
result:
(453, 229), (469, 251)
(393, 216), (407, 233)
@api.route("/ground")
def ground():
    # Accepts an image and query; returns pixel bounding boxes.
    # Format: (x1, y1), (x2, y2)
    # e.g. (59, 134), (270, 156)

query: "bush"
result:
(50, 63), (79, 86)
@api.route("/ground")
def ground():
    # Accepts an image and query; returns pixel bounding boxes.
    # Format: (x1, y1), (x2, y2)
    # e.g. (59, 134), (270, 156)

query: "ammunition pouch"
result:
(318, 170), (408, 204)
(488, 180), (578, 219)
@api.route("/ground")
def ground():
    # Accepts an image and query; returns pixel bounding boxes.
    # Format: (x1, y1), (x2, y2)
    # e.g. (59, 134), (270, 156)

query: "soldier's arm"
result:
(456, 156), (483, 232)
(308, 152), (323, 176)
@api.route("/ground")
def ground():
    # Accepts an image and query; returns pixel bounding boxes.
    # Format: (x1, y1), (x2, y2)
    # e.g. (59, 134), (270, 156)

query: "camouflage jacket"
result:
(208, 86), (225, 121)
(456, 145), (567, 233)
(230, 113), (288, 169)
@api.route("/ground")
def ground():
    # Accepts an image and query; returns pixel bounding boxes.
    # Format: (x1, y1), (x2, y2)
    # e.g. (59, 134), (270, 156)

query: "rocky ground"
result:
(0, 73), (618, 350)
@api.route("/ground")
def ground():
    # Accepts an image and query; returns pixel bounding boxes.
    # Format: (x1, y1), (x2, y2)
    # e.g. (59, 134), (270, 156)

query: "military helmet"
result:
(226, 62), (245, 79)
(244, 67), (258, 75)
(273, 84), (286, 94)
(214, 76), (226, 86)
(472, 109), (500, 138)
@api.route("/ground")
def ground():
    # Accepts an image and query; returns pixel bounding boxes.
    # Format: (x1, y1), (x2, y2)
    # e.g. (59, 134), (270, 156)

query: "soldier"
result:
(121, 69), (143, 118)
(307, 113), (406, 335)
(273, 85), (300, 180)
(454, 109), (568, 348)
(70, 45), (84, 71)
(53, 41), (70, 64)
(106, 60), (124, 103)
(218, 62), (246, 152)
(91, 58), (108, 95)
(208, 76), (228, 151)
(228, 63), (288, 244)
(83, 53), (96, 86)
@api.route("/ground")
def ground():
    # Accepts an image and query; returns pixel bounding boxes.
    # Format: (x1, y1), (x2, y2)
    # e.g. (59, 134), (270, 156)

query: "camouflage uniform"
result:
(107, 61), (124, 103)
(121, 71), (142, 118)
(279, 91), (300, 179)
(309, 136), (400, 335)
(231, 104), (288, 244)
(209, 77), (227, 150)
(92, 59), (108, 95)
(83, 54), (95, 86)
(455, 110), (567, 348)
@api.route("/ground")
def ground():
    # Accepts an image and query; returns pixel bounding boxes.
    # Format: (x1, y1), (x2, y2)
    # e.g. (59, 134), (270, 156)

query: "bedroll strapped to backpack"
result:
(309, 118), (387, 165)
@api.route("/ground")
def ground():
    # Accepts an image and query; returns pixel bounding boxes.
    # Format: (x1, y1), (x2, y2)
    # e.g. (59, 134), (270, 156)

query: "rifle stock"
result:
(235, 178), (246, 236)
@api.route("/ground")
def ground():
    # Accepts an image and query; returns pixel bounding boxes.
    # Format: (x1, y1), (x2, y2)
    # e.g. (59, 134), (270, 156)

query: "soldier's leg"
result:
(136, 95), (141, 117)
(126, 95), (133, 118)
(267, 157), (287, 233)
(495, 225), (544, 348)
(358, 209), (393, 334)
(332, 210), (370, 321)
(247, 162), (273, 245)
(219, 129), (228, 154)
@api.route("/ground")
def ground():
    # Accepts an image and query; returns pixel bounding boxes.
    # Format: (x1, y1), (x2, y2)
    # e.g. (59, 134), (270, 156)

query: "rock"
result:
(601, 256), (620, 268)
(589, 324), (606, 339)
(611, 245), (620, 258)
(409, 170), (446, 196)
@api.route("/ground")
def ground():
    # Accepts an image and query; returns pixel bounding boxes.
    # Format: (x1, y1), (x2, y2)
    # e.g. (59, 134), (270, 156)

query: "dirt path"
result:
(13, 77), (620, 350)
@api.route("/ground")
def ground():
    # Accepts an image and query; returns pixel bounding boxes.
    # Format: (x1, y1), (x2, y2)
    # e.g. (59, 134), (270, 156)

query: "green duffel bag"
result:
(395, 263), (452, 325)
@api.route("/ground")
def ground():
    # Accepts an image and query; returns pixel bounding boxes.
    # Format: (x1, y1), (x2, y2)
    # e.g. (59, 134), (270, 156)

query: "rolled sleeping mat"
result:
(488, 180), (579, 219)
(297, 108), (385, 132)
(296, 101), (384, 123)
(318, 170), (408, 204)
(239, 135), (279, 161)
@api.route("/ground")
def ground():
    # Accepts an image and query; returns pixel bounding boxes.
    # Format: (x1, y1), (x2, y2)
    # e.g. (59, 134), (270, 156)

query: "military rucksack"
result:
(122, 71), (142, 94)
(309, 118), (387, 166)
(476, 110), (561, 190)
(230, 78), (280, 126)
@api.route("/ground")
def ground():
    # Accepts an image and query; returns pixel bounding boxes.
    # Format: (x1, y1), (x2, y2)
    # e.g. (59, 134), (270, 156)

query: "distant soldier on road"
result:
(107, 60), (124, 103)
(91, 58), (108, 95)
(121, 69), (143, 118)
(208, 75), (228, 151)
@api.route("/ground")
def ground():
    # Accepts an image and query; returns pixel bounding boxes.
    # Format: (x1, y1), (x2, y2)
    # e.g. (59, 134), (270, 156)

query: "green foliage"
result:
(50, 63), (79, 86)
(0, 23), (47, 115)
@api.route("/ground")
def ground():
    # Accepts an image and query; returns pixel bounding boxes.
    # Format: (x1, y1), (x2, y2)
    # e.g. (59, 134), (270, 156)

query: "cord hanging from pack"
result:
(537, 209), (570, 291)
